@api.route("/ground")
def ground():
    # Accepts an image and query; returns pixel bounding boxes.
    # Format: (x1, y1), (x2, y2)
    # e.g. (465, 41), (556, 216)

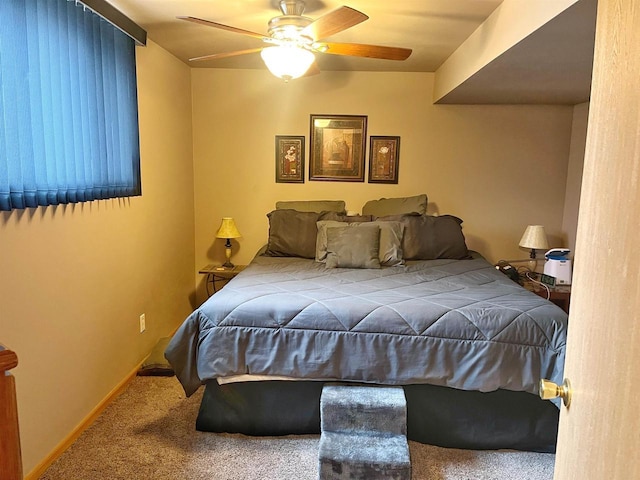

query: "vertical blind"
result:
(0, 0), (141, 211)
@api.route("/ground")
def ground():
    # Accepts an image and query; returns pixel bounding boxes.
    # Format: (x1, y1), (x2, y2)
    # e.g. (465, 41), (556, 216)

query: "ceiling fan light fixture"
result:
(260, 45), (315, 81)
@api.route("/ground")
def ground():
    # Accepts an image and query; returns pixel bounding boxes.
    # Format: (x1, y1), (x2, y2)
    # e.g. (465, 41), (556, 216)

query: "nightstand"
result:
(199, 264), (246, 296)
(522, 280), (571, 314)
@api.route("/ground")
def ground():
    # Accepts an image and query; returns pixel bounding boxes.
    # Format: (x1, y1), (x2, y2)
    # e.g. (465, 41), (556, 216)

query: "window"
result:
(0, 0), (142, 211)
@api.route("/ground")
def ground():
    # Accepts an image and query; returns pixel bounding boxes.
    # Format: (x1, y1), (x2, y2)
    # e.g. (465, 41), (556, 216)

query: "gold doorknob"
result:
(539, 378), (572, 407)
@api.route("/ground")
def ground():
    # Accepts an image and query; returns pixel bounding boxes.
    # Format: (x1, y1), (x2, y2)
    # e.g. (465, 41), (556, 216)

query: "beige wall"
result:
(192, 68), (574, 303)
(562, 102), (589, 255)
(0, 40), (195, 475)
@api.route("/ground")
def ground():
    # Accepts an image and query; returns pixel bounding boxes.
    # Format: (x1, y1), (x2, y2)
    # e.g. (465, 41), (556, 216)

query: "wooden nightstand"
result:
(199, 264), (246, 296)
(522, 280), (571, 314)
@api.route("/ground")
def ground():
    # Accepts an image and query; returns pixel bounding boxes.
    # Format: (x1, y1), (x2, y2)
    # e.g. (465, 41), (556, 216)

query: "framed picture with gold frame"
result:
(309, 114), (367, 182)
(275, 135), (305, 183)
(368, 136), (400, 184)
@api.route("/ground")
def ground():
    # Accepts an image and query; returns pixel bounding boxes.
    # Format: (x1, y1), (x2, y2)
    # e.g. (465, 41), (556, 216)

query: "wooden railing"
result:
(0, 345), (23, 480)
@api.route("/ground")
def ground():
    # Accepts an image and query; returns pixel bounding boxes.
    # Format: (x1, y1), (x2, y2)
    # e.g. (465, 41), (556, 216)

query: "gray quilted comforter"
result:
(166, 254), (567, 399)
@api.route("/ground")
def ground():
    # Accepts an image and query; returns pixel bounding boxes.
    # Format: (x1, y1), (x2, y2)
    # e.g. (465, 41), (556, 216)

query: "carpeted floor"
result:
(39, 377), (555, 480)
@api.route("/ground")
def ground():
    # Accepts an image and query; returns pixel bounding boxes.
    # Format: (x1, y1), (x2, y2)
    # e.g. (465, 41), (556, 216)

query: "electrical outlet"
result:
(139, 313), (146, 333)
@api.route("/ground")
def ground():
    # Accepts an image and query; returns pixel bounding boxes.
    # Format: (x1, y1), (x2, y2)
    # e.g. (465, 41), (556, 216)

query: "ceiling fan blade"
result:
(189, 48), (264, 62)
(177, 16), (267, 41)
(301, 6), (368, 41)
(320, 42), (412, 61)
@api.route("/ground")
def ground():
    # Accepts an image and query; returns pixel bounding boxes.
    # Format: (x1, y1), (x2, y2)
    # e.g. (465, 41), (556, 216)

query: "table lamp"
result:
(216, 217), (242, 268)
(519, 225), (549, 271)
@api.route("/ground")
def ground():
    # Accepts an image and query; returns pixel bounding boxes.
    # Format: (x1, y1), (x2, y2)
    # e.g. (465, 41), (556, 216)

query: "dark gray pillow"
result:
(265, 210), (342, 258)
(341, 214), (374, 223)
(377, 214), (469, 260)
(325, 225), (381, 269)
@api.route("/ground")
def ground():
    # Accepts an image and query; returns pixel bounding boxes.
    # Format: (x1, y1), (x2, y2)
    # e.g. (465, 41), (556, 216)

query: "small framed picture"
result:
(309, 114), (367, 182)
(275, 135), (305, 183)
(368, 136), (400, 184)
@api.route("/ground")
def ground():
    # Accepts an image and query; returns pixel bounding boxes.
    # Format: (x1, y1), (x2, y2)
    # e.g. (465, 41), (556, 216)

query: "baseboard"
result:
(24, 361), (143, 480)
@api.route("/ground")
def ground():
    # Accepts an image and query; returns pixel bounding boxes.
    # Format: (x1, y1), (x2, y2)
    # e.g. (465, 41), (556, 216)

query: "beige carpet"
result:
(40, 377), (555, 480)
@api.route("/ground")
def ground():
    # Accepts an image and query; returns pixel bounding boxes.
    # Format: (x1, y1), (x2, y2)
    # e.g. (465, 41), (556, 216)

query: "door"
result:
(553, 1), (640, 478)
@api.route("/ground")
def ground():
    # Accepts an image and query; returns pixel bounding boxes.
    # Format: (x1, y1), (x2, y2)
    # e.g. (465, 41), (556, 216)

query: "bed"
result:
(166, 197), (567, 453)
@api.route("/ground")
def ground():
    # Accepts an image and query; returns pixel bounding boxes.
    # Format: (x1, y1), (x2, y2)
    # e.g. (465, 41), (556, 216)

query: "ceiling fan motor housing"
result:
(278, 0), (306, 16)
(268, 17), (313, 45)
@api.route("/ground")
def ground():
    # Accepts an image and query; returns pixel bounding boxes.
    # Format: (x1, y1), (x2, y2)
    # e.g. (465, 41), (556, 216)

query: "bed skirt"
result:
(195, 380), (559, 453)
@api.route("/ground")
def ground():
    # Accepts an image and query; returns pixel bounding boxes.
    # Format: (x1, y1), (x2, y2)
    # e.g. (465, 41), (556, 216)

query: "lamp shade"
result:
(260, 46), (315, 81)
(519, 225), (549, 254)
(216, 217), (241, 239)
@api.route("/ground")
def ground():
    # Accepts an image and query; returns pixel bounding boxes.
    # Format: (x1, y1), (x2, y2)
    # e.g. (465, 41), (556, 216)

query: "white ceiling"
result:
(108, 0), (597, 104)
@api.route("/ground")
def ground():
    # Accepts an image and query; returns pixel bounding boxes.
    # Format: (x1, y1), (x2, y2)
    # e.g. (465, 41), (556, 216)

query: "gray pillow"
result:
(325, 225), (381, 269)
(341, 214), (374, 223)
(377, 214), (469, 260)
(361, 194), (427, 217)
(265, 210), (342, 258)
(316, 220), (404, 266)
(275, 200), (346, 213)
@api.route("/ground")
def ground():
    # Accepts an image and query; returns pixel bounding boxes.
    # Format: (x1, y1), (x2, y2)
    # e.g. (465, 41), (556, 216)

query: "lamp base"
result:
(528, 249), (539, 272)
(223, 242), (234, 269)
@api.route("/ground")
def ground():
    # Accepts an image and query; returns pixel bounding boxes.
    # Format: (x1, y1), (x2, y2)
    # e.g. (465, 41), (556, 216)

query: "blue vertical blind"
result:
(0, 0), (141, 211)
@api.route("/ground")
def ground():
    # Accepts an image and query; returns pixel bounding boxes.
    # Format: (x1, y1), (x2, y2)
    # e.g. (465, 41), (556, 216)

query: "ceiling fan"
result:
(178, 0), (412, 81)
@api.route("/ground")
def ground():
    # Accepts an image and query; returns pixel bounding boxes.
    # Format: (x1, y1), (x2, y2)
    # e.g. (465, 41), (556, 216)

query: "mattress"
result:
(166, 253), (567, 400)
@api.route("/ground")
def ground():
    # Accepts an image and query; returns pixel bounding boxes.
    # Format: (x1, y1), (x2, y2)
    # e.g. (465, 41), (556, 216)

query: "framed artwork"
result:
(368, 136), (400, 184)
(309, 114), (367, 182)
(275, 135), (305, 183)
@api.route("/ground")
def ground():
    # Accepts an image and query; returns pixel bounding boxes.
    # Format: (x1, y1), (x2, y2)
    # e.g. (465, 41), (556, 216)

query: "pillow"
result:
(316, 220), (404, 266)
(275, 200), (346, 214)
(377, 214), (469, 260)
(325, 225), (381, 269)
(265, 210), (341, 258)
(341, 214), (374, 223)
(361, 194), (427, 217)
